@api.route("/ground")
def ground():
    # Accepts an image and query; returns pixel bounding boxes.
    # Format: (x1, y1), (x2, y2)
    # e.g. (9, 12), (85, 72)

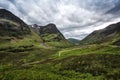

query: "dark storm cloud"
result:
(0, 0), (120, 39)
(106, 1), (120, 15)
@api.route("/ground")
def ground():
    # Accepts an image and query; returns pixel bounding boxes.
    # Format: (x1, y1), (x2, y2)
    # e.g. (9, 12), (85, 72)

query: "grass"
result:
(0, 30), (42, 47)
(0, 64), (105, 80)
(42, 34), (58, 41)
(0, 43), (120, 80)
(60, 54), (120, 80)
(47, 40), (73, 48)
(51, 45), (120, 60)
(0, 31), (120, 80)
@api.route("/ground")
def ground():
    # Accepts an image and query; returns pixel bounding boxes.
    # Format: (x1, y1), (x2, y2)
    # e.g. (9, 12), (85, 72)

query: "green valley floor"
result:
(0, 44), (120, 80)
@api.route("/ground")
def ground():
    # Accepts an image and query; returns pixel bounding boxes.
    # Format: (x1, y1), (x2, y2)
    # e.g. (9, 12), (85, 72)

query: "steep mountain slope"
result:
(29, 23), (73, 47)
(39, 23), (72, 47)
(0, 9), (44, 49)
(0, 9), (30, 37)
(39, 23), (65, 42)
(80, 22), (120, 45)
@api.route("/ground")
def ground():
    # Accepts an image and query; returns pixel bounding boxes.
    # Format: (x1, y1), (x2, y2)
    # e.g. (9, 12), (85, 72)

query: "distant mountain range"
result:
(0, 9), (120, 46)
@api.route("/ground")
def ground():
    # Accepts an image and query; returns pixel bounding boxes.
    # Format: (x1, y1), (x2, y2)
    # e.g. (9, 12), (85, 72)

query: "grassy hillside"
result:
(0, 18), (30, 37)
(80, 22), (120, 45)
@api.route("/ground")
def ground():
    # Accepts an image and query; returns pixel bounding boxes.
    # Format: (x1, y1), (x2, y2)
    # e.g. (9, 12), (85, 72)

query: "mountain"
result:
(38, 23), (73, 47)
(0, 9), (72, 48)
(0, 9), (120, 80)
(68, 38), (79, 44)
(0, 9), (30, 37)
(80, 22), (120, 45)
(39, 23), (65, 42)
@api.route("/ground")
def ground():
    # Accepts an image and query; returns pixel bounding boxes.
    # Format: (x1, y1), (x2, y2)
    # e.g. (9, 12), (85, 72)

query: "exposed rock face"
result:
(0, 9), (30, 37)
(80, 22), (120, 44)
(39, 23), (65, 42)
(40, 24), (62, 34)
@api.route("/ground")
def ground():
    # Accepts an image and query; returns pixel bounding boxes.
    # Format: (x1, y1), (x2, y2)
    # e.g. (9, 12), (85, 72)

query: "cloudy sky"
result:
(0, 0), (120, 39)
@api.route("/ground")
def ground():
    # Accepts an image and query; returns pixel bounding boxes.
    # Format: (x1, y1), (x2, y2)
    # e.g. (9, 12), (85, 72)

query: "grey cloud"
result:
(106, 1), (120, 15)
(0, 0), (120, 39)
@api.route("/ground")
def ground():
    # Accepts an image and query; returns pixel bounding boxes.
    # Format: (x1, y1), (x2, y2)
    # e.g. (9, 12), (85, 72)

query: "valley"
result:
(0, 43), (120, 80)
(0, 9), (120, 80)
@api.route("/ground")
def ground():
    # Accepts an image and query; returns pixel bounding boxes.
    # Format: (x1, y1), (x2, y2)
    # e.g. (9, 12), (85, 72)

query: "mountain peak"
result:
(41, 23), (57, 29)
(46, 23), (56, 27)
(0, 9), (15, 18)
(40, 23), (60, 34)
(0, 9), (26, 25)
(0, 8), (8, 11)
